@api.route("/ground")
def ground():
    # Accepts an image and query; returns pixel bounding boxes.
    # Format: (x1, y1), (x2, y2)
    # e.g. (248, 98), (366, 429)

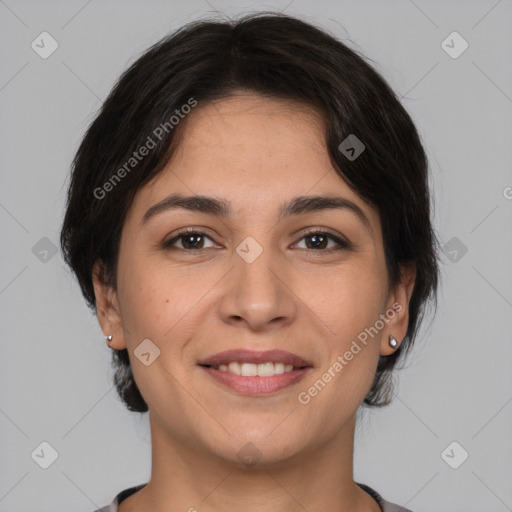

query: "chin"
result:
(208, 425), (310, 469)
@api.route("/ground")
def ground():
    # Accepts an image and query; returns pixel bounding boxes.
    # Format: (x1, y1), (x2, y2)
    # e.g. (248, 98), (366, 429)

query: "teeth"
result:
(257, 362), (275, 377)
(228, 362), (241, 375)
(214, 362), (297, 376)
(274, 362), (285, 374)
(241, 363), (258, 376)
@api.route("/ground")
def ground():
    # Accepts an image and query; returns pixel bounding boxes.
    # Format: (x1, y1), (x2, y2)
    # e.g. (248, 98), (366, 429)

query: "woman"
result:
(60, 12), (439, 512)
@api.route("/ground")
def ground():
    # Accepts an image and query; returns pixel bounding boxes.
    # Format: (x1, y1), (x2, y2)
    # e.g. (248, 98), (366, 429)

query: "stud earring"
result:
(389, 335), (398, 348)
(104, 334), (113, 345)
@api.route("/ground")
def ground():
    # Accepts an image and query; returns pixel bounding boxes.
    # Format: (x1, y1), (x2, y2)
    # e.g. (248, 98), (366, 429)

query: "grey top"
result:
(92, 482), (413, 512)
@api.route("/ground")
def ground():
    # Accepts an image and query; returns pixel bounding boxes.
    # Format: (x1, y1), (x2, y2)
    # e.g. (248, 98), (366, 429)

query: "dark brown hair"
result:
(60, 12), (440, 412)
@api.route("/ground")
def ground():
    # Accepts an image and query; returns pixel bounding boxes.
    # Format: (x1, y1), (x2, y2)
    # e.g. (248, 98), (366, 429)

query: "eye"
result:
(163, 228), (352, 253)
(294, 230), (351, 251)
(163, 229), (218, 251)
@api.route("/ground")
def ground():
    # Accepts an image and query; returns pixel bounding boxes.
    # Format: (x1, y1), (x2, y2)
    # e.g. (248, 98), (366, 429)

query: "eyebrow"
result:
(141, 193), (373, 236)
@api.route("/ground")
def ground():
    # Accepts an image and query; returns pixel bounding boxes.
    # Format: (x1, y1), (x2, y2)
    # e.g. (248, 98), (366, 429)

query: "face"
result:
(93, 92), (413, 467)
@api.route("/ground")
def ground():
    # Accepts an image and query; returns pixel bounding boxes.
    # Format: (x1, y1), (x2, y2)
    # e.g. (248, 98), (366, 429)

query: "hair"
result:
(60, 12), (440, 412)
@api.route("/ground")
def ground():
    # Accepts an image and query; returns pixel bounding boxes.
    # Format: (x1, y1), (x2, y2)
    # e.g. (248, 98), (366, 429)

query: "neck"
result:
(119, 412), (380, 512)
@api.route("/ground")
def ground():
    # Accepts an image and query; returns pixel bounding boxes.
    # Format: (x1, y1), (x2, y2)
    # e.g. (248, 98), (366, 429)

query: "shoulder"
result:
(90, 483), (147, 512)
(94, 482), (413, 512)
(380, 500), (414, 512)
(357, 482), (414, 512)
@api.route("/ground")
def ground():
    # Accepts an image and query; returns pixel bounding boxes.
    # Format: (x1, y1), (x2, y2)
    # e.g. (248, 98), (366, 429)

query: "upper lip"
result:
(197, 349), (313, 368)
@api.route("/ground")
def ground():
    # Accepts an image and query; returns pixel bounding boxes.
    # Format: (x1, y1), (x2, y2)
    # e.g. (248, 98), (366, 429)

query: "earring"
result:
(389, 335), (398, 348)
(104, 334), (113, 345)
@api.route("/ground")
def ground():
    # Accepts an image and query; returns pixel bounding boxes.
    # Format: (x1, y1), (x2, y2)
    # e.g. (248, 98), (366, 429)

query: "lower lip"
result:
(200, 366), (310, 395)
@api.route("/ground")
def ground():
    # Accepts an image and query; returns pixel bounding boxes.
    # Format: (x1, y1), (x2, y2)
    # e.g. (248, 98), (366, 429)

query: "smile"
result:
(208, 362), (295, 376)
(198, 349), (313, 395)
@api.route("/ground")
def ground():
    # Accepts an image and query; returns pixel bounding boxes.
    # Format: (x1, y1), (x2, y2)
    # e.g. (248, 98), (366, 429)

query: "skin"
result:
(93, 92), (415, 512)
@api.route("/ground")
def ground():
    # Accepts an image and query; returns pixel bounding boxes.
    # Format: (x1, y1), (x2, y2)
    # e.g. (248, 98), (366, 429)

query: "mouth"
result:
(197, 349), (313, 395)
(204, 361), (298, 376)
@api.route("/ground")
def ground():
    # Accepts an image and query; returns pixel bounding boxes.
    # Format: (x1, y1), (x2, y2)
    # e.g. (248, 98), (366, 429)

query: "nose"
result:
(218, 243), (297, 332)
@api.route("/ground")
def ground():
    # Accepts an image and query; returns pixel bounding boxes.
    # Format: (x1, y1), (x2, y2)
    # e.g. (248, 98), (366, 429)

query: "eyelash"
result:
(162, 227), (352, 253)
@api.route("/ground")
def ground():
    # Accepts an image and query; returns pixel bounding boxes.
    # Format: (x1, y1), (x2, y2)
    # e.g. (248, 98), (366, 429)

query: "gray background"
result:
(1, 0), (511, 511)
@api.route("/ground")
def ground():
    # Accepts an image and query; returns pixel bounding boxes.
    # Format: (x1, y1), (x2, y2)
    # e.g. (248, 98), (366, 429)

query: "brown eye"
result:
(163, 231), (216, 250)
(295, 231), (351, 251)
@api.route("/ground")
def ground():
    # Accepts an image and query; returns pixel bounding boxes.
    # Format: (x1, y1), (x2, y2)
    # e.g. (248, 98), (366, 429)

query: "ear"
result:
(92, 260), (127, 350)
(379, 263), (416, 356)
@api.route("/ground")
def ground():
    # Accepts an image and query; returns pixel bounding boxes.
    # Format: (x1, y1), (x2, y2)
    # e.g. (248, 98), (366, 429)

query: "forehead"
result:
(125, 93), (380, 232)
(184, 92), (325, 139)
(173, 93), (329, 176)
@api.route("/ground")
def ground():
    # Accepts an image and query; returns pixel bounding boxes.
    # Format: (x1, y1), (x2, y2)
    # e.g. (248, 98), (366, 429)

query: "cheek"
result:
(303, 266), (386, 401)
(116, 258), (176, 339)
(303, 264), (387, 341)
(117, 259), (214, 362)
